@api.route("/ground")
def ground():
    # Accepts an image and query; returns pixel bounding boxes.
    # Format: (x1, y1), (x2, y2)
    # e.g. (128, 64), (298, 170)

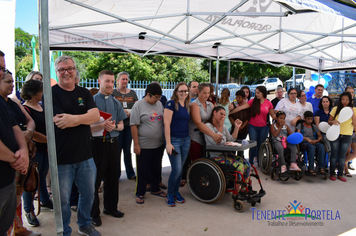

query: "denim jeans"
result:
(57, 158), (96, 236)
(248, 124), (269, 165)
(301, 141), (326, 170)
(330, 135), (352, 177)
(167, 136), (191, 195)
(118, 125), (135, 179)
(23, 151), (50, 213)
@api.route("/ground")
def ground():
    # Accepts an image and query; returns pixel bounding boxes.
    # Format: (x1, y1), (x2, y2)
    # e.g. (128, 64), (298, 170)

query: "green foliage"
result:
(86, 53), (209, 82)
(60, 51), (99, 79)
(15, 27), (39, 79)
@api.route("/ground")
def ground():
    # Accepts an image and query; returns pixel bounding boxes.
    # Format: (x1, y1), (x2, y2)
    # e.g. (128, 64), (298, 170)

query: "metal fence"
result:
(15, 78), (243, 102)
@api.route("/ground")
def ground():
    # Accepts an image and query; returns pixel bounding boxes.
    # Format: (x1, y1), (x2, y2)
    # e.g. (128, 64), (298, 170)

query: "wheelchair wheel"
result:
(233, 200), (244, 212)
(294, 172), (302, 181)
(278, 173), (289, 182)
(259, 141), (272, 174)
(187, 158), (226, 203)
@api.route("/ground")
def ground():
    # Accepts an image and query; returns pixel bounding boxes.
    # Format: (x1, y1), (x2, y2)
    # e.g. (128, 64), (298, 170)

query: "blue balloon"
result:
(323, 73), (332, 82)
(324, 81), (328, 88)
(309, 86), (315, 94)
(311, 73), (319, 81)
(287, 132), (304, 145)
(306, 91), (313, 98)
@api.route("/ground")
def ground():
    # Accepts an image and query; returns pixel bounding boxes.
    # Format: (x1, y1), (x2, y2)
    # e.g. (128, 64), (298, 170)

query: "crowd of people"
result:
(1, 51), (356, 236)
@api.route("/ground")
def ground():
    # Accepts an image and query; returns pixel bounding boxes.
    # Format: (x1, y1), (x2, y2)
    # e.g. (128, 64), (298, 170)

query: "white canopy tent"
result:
(47, 0), (356, 72)
(41, 1), (356, 235)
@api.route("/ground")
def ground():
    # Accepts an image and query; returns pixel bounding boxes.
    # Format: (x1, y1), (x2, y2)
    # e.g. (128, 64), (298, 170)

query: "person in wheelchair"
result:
(204, 106), (251, 184)
(270, 111), (301, 173)
(296, 111), (326, 176)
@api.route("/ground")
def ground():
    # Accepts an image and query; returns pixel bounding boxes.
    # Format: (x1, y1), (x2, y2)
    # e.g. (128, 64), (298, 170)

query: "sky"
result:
(15, 0), (38, 35)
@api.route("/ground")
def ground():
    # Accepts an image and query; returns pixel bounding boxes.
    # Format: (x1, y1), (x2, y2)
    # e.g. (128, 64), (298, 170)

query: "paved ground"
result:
(23, 90), (356, 236)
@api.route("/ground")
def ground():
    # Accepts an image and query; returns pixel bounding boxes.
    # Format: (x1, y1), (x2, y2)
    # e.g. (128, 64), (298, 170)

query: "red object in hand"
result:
(282, 136), (287, 149)
(99, 111), (112, 136)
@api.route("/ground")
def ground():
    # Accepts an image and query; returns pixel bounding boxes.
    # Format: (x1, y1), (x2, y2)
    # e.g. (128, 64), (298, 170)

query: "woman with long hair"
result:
(218, 88), (232, 131)
(328, 92), (356, 182)
(230, 86), (276, 165)
(164, 82), (191, 207)
(241, 85), (251, 102)
(297, 90), (313, 118)
(204, 106), (251, 187)
(314, 96), (333, 157)
(188, 83), (222, 161)
(275, 88), (302, 131)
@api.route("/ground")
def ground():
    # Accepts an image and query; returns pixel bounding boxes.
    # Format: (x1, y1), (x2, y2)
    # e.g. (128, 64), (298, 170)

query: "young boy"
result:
(296, 111), (326, 175)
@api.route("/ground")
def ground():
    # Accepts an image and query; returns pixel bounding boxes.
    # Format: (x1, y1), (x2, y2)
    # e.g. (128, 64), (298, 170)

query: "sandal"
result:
(136, 196), (144, 204)
(319, 169), (326, 174)
(309, 170), (317, 176)
(151, 191), (167, 198)
(159, 183), (167, 190)
(345, 172), (353, 178)
(180, 180), (187, 187)
(71, 206), (78, 212)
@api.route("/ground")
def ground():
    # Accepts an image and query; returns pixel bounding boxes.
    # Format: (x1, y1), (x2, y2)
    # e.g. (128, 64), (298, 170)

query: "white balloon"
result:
(304, 80), (312, 89)
(311, 80), (319, 86)
(319, 121), (330, 133)
(319, 78), (326, 86)
(338, 107), (353, 123)
(326, 124), (340, 141)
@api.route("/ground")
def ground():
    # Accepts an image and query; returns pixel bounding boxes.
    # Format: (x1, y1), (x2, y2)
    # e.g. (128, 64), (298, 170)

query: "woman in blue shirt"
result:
(164, 82), (191, 207)
(314, 96), (333, 156)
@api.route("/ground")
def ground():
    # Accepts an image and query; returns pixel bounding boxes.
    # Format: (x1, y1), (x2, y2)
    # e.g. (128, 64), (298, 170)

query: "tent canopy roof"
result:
(48, 0), (356, 72)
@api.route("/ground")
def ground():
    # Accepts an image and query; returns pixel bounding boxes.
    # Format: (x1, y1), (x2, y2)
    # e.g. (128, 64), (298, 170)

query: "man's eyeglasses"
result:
(0, 66), (9, 73)
(178, 90), (189, 94)
(57, 67), (76, 74)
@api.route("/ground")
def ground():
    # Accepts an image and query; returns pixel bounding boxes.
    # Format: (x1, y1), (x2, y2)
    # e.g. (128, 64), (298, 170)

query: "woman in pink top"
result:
(230, 86), (276, 164)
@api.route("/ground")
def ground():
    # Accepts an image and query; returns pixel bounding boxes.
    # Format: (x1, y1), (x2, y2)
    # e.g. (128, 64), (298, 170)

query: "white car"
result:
(250, 77), (283, 92)
(285, 74), (306, 90)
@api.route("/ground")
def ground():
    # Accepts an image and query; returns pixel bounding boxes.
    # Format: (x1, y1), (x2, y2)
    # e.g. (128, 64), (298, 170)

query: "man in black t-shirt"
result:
(0, 51), (29, 235)
(271, 87), (284, 108)
(51, 55), (100, 236)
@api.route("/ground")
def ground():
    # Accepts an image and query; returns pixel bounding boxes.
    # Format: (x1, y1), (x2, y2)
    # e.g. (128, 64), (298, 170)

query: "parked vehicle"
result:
(250, 77), (283, 92)
(285, 74), (305, 91)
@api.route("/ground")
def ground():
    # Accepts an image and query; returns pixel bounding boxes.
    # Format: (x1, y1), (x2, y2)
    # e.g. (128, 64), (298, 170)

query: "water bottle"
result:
(282, 136), (287, 149)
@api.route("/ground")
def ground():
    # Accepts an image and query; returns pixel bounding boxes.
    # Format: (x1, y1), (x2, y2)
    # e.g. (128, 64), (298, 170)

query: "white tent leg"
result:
(216, 46), (219, 100)
(40, 0), (63, 235)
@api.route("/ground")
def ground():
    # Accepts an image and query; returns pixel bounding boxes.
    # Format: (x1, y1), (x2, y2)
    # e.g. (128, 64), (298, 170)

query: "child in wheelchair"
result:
(296, 111), (326, 176)
(270, 111), (301, 173)
(204, 106), (251, 183)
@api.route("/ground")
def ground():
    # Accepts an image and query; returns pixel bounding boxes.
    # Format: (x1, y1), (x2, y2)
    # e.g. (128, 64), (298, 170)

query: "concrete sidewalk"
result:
(25, 159), (356, 236)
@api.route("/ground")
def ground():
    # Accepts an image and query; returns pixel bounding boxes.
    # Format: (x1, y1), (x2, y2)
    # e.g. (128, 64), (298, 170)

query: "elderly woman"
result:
(131, 83), (166, 204)
(0, 72), (39, 236)
(275, 88), (302, 131)
(189, 83), (222, 161)
(21, 79), (53, 227)
(10, 71), (43, 105)
(112, 72), (138, 180)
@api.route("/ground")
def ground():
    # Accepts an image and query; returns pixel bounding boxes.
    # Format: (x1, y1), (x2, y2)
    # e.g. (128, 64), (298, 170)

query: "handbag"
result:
(19, 156), (41, 215)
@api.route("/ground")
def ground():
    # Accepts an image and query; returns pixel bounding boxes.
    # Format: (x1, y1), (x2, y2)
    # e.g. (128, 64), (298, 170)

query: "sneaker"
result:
(25, 212), (40, 227)
(166, 194), (175, 207)
(174, 192), (185, 203)
(280, 165), (287, 173)
(337, 176), (347, 182)
(78, 225), (101, 236)
(40, 200), (53, 209)
(290, 163), (301, 172)
(348, 163), (355, 170)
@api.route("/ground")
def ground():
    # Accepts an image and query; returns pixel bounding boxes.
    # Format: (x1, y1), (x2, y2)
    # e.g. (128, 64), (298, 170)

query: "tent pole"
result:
(216, 46), (220, 100)
(318, 59), (322, 84)
(227, 61), (230, 84)
(40, 0), (63, 235)
(292, 67), (296, 88)
(209, 60), (212, 83)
